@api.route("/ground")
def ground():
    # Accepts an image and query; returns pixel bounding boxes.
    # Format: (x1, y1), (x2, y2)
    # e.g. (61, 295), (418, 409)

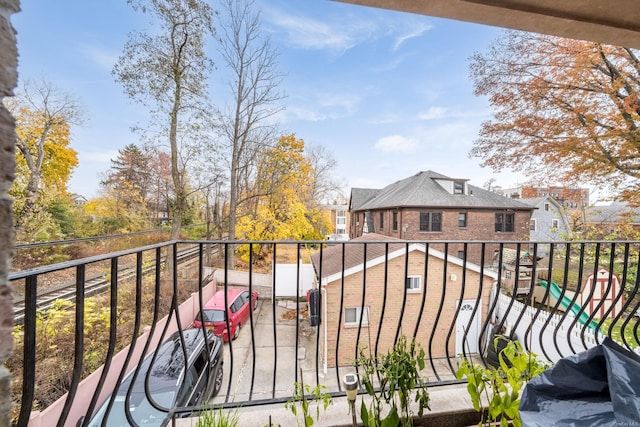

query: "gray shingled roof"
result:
(585, 202), (640, 224)
(349, 188), (380, 211)
(355, 170), (534, 211)
(519, 197), (546, 208)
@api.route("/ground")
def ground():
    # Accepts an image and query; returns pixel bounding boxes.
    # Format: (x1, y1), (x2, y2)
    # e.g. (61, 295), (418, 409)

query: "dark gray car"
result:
(86, 327), (223, 427)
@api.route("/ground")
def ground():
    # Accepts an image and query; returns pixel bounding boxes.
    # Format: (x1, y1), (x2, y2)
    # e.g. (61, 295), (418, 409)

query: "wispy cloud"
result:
(368, 112), (404, 125)
(286, 106), (331, 122)
(81, 44), (118, 71)
(392, 23), (432, 51)
(418, 106), (448, 120)
(420, 122), (479, 149)
(262, 5), (432, 56)
(263, 8), (374, 53)
(316, 92), (360, 113)
(417, 106), (492, 121)
(286, 90), (361, 122)
(78, 150), (119, 164)
(375, 135), (418, 153)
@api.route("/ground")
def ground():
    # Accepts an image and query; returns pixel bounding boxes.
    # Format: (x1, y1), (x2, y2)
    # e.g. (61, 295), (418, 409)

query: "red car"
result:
(194, 288), (258, 341)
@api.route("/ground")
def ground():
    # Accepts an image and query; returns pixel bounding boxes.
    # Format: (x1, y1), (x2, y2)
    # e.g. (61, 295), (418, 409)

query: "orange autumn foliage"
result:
(470, 31), (640, 204)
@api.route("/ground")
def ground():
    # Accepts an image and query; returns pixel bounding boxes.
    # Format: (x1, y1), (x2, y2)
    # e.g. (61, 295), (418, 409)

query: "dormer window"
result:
(454, 181), (465, 194)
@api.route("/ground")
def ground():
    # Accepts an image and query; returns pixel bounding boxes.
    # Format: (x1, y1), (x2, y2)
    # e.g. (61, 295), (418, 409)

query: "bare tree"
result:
(305, 142), (344, 205)
(113, 0), (215, 240)
(215, 0), (285, 266)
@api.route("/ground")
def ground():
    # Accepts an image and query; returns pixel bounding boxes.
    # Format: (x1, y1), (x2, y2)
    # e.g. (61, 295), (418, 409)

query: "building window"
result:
(405, 276), (421, 293)
(454, 181), (464, 194)
(495, 213), (515, 232)
(392, 212), (398, 231)
(530, 219), (536, 231)
(379, 212), (384, 230)
(505, 271), (512, 279)
(420, 212), (442, 232)
(544, 203), (550, 212)
(345, 306), (369, 327)
(551, 219), (559, 229)
(458, 212), (467, 228)
(457, 250), (465, 259)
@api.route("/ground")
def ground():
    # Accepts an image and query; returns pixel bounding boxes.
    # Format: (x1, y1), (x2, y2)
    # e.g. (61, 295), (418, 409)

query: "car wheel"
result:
(212, 364), (224, 397)
(233, 323), (240, 340)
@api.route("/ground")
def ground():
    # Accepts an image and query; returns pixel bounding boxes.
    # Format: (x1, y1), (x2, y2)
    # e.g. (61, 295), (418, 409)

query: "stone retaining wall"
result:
(0, 1), (19, 426)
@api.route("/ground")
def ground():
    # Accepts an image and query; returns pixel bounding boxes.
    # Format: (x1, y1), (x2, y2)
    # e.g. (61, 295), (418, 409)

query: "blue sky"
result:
(13, 0), (525, 200)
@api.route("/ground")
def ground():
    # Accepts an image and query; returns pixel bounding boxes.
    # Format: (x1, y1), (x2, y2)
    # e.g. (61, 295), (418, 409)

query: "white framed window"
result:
(405, 276), (421, 293)
(551, 219), (559, 229)
(458, 212), (467, 228)
(544, 203), (550, 211)
(529, 219), (536, 231)
(345, 306), (369, 327)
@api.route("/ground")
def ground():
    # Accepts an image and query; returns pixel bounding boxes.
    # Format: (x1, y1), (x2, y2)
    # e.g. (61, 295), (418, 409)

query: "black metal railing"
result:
(9, 239), (640, 426)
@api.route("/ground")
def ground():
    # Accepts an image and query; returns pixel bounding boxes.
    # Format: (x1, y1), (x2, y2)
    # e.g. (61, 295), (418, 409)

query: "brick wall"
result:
(321, 249), (493, 368)
(0, 1), (19, 426)
(369, 208), (530, 240)
(357, 208), (531, 264)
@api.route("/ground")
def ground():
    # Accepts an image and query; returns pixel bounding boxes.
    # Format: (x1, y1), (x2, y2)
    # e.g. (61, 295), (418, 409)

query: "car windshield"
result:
(87, 388), (176, 427)
(88, 333), (192, 426)
(200, 309), (225, 323)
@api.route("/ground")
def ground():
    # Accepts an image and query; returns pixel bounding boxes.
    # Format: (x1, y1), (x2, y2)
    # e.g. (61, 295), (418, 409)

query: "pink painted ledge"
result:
(27, 279), (217, 427)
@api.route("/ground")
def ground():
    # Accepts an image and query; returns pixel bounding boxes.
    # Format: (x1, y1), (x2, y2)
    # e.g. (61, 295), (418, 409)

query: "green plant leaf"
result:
(360, 401), (369, 426)
(381, 406), (399, 427)
(305, 414), (313, 427)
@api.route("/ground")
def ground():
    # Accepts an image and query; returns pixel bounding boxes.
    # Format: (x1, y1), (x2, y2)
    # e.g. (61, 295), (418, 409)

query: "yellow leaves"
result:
(236, 134), (329, 250)
(84, 197), (118, 218)
(12, 105), (79, 211)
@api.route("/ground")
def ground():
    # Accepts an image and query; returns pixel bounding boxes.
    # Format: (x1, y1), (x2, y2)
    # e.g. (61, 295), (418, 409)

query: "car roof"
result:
(89, 328), (218, 425)
(124, 329), (211, 390)
(202, 288), (246, 310)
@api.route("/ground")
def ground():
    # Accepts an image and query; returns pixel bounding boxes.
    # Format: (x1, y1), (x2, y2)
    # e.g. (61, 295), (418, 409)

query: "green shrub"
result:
(195, 407), (239, 427)
(456, 339), (550, 427)
(356, 335), (430, 427)
(284, 380), (333, 427)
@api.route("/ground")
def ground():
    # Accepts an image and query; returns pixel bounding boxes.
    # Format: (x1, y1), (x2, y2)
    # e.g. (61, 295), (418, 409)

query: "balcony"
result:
(9, 239), (640, 426)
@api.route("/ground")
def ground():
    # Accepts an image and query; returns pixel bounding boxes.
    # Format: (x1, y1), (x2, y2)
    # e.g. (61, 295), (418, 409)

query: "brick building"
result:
(498, 185), (589, 211)
(310, 234), (498, 368)
(349, 171), (534, 264)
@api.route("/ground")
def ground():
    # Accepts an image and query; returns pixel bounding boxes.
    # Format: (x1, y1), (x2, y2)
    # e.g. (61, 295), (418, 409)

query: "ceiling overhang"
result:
(334, 0), (640, 49)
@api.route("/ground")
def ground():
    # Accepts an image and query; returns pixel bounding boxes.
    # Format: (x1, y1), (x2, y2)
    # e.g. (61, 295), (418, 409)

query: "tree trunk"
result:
(18, 170), (40, 228)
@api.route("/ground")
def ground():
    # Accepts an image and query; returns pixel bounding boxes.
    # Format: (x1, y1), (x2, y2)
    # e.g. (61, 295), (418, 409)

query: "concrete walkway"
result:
(175, 298), (479, 426)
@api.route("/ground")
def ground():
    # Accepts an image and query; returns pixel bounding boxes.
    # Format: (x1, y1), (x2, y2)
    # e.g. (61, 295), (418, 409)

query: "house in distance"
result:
(349, 170), (535, 264)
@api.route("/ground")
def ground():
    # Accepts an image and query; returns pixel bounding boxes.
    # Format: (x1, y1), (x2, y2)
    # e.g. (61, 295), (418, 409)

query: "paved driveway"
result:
(209, 298), (327, 405)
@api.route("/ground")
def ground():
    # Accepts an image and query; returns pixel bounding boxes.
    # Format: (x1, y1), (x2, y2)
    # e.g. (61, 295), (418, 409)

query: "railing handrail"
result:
(9, 238), (640, 426)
